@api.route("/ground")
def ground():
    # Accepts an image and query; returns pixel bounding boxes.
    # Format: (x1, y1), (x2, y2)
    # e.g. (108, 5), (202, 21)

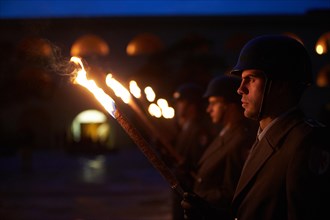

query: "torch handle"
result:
(114, 110), (184, 195)
(130, 99), (184, 165)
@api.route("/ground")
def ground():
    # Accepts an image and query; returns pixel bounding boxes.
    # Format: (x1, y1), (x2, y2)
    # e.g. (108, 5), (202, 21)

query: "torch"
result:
(105, 74), (184, 165)
(105, 74), (201, 184)
(70, 56), (184, 195)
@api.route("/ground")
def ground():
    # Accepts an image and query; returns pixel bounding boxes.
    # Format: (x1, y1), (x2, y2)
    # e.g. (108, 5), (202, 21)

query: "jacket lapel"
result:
(198, 124), (242, 166)
(233, 109), (305, 201)
(198, 134), (223, 165)
(233, 137), (274, 199)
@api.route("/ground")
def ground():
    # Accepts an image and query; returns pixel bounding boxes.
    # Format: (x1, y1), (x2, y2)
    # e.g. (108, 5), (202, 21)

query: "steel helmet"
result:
(231, 35), (312, 84)
(173, 83), (204, 104)
(203, 75), (241, 103)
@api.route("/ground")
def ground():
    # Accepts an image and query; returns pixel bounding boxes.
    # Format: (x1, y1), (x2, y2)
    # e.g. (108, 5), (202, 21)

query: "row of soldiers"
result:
(166, 35), (330, 220)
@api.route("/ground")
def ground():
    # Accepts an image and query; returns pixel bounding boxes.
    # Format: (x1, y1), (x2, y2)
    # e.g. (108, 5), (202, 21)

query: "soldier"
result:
(172, 83), (213, 220)
(182, 35), (330, 220)
(181, 75), (258, 220)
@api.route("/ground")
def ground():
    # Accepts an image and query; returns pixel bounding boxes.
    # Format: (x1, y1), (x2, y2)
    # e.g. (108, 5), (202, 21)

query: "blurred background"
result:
(0, 1), (329, 219)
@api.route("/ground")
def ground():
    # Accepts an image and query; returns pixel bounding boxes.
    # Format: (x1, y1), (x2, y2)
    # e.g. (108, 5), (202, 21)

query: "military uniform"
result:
(193, 118), (257, 219)
(172, 119), (212, 220)
(232, 109), (330, 220)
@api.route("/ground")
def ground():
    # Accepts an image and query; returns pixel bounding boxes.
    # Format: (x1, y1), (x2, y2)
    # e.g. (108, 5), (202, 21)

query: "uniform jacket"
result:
(174, 119), (212, 188)
(194, 119), (257, 214)
(232, 109), (330, 220)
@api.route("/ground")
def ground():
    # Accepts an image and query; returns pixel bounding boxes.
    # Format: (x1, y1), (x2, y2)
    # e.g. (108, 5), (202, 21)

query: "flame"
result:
(70, 57), (116, 118)
(156, 98), (175, 119)
(144, 86), (156, 102)
(105, 74), (132, 104)
(157, 98), (168, 109)
(162, 107), (175, 119)
(129, 80), (142, 98)
(148, 103), (162, 118)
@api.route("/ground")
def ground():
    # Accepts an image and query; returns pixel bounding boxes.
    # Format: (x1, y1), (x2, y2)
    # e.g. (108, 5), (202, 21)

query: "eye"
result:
(249, 76), (256, 83)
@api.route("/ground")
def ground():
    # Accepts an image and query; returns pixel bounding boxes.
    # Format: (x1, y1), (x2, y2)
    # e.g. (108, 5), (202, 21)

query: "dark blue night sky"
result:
(1, 0), (329, 19)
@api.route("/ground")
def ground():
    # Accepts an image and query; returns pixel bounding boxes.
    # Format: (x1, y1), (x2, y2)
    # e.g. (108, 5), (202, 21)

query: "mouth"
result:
(241, 100), (248, 108)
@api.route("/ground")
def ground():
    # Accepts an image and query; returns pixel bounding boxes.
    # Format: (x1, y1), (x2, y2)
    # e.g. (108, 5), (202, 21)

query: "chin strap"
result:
(257, 77), (272, 120)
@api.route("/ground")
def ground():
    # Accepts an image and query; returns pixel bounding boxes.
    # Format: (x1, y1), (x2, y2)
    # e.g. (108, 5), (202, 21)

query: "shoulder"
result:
(298, 119), (330, 175)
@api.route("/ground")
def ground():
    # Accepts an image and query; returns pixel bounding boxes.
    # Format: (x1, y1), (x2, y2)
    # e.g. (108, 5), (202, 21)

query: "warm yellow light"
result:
(157, 98), (168, 109)
(156, 98), (174, 119)
(71, 109), (109, 142)
(71, 34), (109, 57)
(105, 74), (132, 104)
(148, 103), (162, 118)
(316, 44), (325, 55)
(162, 107), (175, 119)
(75, 109), (107, 123)
(315, 32), (330, 55)
(70, 57), (116, 117)
(145, 86), (156, 102)
(129, 80), (142, 98)
(126, 44), (137, 56)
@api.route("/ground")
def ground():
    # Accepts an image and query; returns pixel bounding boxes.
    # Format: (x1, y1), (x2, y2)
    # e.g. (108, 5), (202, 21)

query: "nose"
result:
(237, 81), (245, 95)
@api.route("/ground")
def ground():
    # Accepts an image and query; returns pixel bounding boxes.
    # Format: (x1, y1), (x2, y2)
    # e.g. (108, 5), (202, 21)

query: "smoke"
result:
(31, 39), (94, 86)
(44, 40), (75, 78)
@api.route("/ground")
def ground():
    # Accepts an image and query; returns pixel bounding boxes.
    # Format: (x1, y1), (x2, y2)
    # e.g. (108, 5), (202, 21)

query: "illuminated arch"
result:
(17, 37), (53, 58)
(71, 34), (110, 57)
(126, 32), (164, 56)
(71, 109), (113, 147)
(282, 32), (304, 45)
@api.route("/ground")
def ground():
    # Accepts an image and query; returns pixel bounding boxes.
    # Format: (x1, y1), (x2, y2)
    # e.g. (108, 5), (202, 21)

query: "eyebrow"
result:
(243, 71), (264, 78)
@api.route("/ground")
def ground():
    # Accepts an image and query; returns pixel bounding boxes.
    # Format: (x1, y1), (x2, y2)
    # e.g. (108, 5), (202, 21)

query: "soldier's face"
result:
(237, 69), (265, 120)
(175, 100), (189, 126)
(207, 96), (227, 124)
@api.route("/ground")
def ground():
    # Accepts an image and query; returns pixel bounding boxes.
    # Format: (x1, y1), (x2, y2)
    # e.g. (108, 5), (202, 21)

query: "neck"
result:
(223, 104), (244, 128)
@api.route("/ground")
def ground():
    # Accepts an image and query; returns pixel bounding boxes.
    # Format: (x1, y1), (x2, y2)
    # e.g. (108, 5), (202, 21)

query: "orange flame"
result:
(129, 80), (142, 99)
(70, 57), (116, 118)
(144, 86), (156, 102)
(105, 74), (132, 104)
(148, 103), (162, 118)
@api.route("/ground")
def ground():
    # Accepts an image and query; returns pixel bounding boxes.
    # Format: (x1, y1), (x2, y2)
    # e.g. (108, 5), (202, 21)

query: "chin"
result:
(244, 110), (258, 120)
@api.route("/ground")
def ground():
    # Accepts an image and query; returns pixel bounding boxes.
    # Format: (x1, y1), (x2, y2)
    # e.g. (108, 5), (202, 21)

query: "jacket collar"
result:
(233, 109), (304, 202)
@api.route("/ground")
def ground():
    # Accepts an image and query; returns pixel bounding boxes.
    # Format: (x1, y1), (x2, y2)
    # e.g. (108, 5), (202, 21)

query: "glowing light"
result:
(145, 86), (156, 102)
(162, 107), (175, 119)
(126, 44), (136, 56)
(148, 103), (162, 118)
(316, 44), (324, 55)
(105, 74), (132, 104)
(315, 32), (330, 55)
(157, 98), (168, 108)
(75, 109), (107, 123)
(70, 57), (182, 192)
(129, 80), (141, 98)
(156, 98), (175, 119)
(70, 57), (116, 118)
(71, 109), (110, 142)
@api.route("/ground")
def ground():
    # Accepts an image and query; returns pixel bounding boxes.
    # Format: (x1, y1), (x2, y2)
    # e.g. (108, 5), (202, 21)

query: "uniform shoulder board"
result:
(304, 118), (326, 128)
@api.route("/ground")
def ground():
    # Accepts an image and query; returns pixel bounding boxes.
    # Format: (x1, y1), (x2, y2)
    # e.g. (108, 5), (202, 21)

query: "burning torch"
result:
(70, 56), (184, 195)
(105, 74), (184, 165)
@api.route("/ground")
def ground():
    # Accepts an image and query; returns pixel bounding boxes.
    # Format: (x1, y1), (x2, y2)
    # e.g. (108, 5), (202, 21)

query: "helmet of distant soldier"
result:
(203, 75), (241, 103)
(173, 83), (204, 105)
(231, 35), (312, 84)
